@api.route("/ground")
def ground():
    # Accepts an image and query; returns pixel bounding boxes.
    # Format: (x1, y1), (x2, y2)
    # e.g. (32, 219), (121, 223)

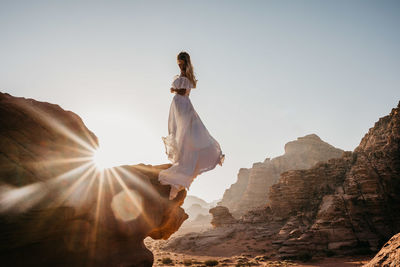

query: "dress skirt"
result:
(158, 93), (224, 200)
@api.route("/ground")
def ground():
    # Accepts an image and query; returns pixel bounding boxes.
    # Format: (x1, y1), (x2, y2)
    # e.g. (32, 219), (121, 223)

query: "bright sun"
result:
(92, 147), (117, 170)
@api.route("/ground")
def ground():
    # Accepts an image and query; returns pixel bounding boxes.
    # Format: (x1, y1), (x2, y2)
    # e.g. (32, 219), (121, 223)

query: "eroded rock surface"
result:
(218, 134), (344, 217)
(364, 232), (400, 267)
(217, 168), (250, 217)
(0, 92), (188, 266)
(267, 101), (400, 258)
(209, 206), (237, 227)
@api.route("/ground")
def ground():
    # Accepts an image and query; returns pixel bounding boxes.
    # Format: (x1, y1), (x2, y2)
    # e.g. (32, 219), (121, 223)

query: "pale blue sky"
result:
(1, 0), (399, 202)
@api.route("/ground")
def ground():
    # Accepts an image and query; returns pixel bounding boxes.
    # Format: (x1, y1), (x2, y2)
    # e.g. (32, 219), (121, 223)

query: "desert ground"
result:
(145, 223), (372, 267)
(146, 239), (371, 267)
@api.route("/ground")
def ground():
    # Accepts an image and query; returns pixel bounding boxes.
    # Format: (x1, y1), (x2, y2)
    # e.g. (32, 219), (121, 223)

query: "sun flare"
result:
(92, 147), (117, 170)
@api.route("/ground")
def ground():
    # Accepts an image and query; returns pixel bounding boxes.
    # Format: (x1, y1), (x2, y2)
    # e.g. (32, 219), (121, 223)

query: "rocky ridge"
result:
(218, 134), (344, 217)
(266, 101), (400, 258)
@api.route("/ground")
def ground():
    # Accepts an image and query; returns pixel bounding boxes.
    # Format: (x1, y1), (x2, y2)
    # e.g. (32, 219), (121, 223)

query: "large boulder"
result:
(209, 206), (237, 227)
(0, 92), (188, 266)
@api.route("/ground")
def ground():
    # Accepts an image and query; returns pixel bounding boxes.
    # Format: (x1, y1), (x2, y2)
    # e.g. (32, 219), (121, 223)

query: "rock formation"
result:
(193, 213), (212, 224)
(0, 92), (188, 266)
(209, 206), (237, 227)
(185, 203), (209, 221)
(182, 195), (210, 210)
(267, 101), (400, 258)
(217, 168), (250, 216)
(363, 232), (400, 267)
(163, 101), (400, 260)
(218, 134), (344, 217)
(182, 195), (217, 221)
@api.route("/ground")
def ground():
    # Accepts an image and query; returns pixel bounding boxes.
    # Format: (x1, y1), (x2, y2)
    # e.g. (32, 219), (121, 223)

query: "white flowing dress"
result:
(158, 74), (224, 200)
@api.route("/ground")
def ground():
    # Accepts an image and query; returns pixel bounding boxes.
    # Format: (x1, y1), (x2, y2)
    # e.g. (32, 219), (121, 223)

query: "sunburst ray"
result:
(109, 167), (155, 228)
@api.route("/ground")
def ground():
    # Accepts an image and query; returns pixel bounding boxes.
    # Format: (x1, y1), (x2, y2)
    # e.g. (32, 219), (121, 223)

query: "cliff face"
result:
(217, 168), (250, 215)
(264, 101), (400, 258)
(218, 134), (344, 217)
(0, 92), (188, 267)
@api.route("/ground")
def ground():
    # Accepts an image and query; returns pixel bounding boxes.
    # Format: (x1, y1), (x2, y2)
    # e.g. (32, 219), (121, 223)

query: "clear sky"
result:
(1, 0), (399, 202)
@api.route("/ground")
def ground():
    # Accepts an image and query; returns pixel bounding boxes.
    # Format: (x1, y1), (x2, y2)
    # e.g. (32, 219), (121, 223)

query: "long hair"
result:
(177, 51), (197, 88)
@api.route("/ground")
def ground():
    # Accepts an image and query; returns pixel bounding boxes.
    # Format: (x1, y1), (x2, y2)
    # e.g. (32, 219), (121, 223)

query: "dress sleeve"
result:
(171, 76), (194, 89)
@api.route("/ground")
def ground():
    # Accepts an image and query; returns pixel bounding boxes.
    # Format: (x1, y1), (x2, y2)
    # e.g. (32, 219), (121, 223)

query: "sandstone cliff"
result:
(209, 206), (237, 227)
(217, 168), (250, 216)
(0, 92), (188, 266)
(267, 101), (400, 258)
(218, 134), (344, 217)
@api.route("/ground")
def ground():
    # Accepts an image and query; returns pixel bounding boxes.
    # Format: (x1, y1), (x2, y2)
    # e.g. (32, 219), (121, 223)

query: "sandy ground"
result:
(144, 222), (372, 267)
(146, 240), (370, 267)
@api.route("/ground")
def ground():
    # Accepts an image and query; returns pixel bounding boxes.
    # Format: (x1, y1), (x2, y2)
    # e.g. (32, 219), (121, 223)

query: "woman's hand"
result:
(176, 89), (186, 95)
(170, 88), (186, 95)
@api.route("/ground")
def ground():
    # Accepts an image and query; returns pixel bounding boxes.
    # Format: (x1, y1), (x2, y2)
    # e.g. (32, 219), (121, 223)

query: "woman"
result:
(158, 51), (225, 200)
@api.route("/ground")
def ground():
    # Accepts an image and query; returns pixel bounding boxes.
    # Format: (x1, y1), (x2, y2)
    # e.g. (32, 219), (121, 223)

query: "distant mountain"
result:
(182, 195), (220, 221)
(218, 134), (344, 218)
(184, 204), (209, 221)
(182, 195), (209, 210)
(208, 198), (221, 208)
